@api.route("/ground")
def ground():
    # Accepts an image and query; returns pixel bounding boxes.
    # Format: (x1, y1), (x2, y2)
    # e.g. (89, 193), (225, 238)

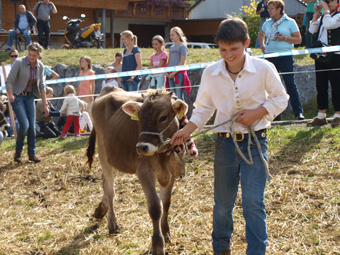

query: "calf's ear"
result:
(122, 101), (143, 116)
(172, 99), (188, 118)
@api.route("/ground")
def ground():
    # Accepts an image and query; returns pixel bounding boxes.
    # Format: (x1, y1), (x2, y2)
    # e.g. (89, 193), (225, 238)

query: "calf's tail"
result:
(86, 127), (97, 172)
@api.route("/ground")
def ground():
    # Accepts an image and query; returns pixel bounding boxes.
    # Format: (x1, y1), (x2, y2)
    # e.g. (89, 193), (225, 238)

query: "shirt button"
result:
(238, 75), (241, 78)
(236, 100), (241, 104)
(235, 87), (238, 90)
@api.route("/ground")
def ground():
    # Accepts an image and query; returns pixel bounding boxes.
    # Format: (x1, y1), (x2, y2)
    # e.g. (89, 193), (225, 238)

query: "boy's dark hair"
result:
(214, 16), (249, 45)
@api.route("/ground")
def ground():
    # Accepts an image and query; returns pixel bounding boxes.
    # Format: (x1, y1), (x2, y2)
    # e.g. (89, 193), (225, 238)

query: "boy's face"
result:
(46, 93), (53, 99)
(218, 39), (250, 69)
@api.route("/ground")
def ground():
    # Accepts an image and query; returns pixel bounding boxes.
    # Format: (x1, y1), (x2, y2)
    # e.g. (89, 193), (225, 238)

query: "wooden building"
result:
(0, 0), (189, 48)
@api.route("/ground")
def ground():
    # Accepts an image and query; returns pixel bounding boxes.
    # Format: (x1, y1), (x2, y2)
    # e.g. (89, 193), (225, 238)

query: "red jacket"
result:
(165, 70), (191, 95)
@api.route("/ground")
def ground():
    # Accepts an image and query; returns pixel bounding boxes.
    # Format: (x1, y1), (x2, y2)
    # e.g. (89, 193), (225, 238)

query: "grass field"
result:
(0, 125), (339, 254)
(0, 47), (314, 68)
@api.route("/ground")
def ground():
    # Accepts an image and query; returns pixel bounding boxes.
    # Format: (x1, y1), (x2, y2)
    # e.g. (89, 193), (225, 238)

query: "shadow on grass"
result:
(270, 126), (340, 177)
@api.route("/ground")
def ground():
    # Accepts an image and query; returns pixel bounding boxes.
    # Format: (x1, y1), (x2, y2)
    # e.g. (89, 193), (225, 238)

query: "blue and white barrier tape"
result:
(44, 45), (340, 85)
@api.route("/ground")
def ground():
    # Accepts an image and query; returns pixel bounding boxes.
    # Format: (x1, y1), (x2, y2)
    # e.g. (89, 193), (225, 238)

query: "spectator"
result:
(108, 52), (123, 87)
(120, 30), (142, 91)
(165, 27), (191, 101)
(4, 4), (36, 52)
(8, 49), (20, 67)
(255, 0), (270, 48)
(5, 42), (49, 163)
(36, 86), (61, 138)
(101, 66), (118, 90)
(33, 0), (57, 50)
(302, 1), (318, 48)
(307, 0), (340, 127)
(38, 56), (59, 80)
(148, 35), (168, 89)
(79, 101), (93, 132)
(258, 0), (305, 120)
(76, 56), (95, 115)
(59, 85), (84, 138)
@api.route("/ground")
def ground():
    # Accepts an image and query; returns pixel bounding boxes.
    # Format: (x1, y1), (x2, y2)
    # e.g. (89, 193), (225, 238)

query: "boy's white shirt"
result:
(190, 53), (289, 134)
(60, 93), (84, 116)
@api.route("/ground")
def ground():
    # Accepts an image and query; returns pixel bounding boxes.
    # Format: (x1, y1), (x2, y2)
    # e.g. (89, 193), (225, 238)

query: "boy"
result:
(59, 85), (84, 138)
(171, 17), (289, 255)
(36, 86), (61, 138)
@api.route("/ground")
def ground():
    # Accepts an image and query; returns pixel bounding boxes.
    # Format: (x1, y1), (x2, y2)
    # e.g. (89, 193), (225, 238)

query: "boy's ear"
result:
(245, 38), (251, 49)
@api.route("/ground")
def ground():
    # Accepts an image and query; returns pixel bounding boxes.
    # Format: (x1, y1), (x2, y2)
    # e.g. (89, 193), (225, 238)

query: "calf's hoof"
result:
(93, 202), (108, 219)
(109, 223), (120, 235)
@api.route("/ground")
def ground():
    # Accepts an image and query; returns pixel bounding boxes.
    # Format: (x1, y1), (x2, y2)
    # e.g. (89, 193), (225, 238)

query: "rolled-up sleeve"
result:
(38, 63), (46, 93)
(309, 17), (321, 34)
(262, 62), (289, 121)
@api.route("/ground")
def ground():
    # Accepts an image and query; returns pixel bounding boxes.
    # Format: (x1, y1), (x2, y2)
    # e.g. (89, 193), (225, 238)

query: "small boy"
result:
(171, 17), (289, 254)
(59, 85), (84, 138)
(101, 66), (118, 90)
(36, 86), (61, 138)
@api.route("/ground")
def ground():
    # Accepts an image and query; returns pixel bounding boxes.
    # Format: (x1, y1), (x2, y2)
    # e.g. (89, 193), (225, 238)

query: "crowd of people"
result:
(1, 0), (340, 254)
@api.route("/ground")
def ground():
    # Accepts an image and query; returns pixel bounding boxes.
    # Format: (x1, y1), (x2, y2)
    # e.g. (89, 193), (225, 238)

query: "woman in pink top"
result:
(148, 35), (168, 89)
(76, 56), (95, 115)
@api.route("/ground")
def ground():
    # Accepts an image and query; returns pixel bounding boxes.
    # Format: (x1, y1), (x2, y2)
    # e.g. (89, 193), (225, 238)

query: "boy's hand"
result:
(235, 107), (269, 126)
(170, 121), (198, 146)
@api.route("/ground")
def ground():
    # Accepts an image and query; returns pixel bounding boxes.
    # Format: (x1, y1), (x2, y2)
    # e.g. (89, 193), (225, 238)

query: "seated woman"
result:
(36, 86), (61, 138)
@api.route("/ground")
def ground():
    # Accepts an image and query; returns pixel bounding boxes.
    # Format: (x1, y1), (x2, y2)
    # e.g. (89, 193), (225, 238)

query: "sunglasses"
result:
(10, 55), (18, 58)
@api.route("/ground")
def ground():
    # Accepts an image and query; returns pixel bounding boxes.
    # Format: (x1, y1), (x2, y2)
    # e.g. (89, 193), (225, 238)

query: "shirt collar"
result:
(25, 56), (39, 68)
(211, 52), (257, 76)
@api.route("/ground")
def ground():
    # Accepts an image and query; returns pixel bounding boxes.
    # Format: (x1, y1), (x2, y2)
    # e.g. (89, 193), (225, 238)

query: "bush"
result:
(240, 0), (261, 47)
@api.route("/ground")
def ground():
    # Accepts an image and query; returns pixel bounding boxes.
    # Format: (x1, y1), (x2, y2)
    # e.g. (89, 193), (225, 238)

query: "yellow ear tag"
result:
(131, 110), (139, 121)
(179, 107), (184, 119)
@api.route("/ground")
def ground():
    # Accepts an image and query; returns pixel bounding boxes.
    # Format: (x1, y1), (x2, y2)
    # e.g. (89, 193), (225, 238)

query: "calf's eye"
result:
(159, 115), (167, 122)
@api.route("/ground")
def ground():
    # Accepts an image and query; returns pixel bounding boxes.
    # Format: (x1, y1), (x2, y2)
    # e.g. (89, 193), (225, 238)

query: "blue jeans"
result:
(267, 56), (303, 117)
(213, 135), (268, 254)
(37, 19), (50, 48)
(121, 80), (140, 91)
(305, 12), (314, 48)
(7, 29), (31, 47)
(11, 93), (36, 155)
(168, 72), (184, 101)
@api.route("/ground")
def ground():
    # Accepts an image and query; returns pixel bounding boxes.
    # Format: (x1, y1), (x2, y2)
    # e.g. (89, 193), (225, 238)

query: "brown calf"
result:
(86, 86), (188, 255)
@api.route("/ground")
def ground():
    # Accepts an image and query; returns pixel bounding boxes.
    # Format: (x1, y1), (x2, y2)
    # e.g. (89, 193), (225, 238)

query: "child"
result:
(165, 27), (191, 101)
(76, 56), (95, 115)
(60, 85), (84, 138)
(148, 35), (168, 89)
(109, 52), (123, 87)
(36, 86), (61, 138)
(101, 66), (118, 90)
(171, 17), (289, 254)
(79, 101), (93, 132)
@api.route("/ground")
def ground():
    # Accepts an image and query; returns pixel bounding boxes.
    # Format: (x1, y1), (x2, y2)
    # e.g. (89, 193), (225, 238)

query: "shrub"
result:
(240, 0), (261, 47)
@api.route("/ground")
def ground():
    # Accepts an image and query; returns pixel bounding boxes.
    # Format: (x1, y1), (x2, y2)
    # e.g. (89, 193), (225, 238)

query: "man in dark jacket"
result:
(4, 4), (36, 51)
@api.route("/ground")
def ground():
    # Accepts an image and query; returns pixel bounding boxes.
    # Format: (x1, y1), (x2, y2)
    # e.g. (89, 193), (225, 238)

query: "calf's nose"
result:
(136, 144), (149, 154)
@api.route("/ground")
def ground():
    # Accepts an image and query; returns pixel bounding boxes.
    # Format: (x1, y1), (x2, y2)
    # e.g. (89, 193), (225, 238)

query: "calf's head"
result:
(123, 90), (188, 156)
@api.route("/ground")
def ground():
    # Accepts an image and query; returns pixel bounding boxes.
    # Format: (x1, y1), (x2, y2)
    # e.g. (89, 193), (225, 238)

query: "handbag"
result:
(310, 40), (334, 64)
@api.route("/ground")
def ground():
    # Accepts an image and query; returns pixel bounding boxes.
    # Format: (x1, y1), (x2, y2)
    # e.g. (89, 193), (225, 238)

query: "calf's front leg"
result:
(137, 163), (165, 255)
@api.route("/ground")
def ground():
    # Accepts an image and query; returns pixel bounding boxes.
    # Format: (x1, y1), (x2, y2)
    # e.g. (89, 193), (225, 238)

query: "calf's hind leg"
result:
(95, 149), (120, 234)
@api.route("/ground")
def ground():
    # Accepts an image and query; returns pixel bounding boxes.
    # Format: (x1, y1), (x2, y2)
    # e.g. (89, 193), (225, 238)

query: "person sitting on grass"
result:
(79, 101), (93, 133)
(171, 16), (289, 255)
(101, 66), (118, 90)
(59, 85), (84, 138)
(36, 86), (61, 138)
